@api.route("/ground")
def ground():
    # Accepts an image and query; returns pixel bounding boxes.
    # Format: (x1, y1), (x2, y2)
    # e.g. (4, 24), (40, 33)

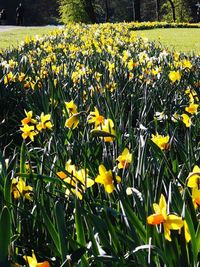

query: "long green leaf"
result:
(55, 201), (68, 262)
(75, 198), (88, 267)
(20, 141), (26, 175)
(42, 207), (61, 257)
(0, 206), (11, 262)
(196, 223), (200, 254)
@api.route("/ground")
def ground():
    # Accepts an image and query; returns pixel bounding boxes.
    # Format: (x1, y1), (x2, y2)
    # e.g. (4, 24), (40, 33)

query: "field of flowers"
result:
(0, 22), (200, 266)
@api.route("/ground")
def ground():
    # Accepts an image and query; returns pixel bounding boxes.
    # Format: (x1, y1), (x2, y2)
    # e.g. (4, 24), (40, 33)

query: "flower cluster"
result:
(20, 110), (53, 141)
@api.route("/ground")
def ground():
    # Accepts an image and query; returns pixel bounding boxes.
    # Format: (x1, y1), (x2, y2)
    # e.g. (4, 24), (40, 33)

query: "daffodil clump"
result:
(0, 22), (200, 266)
(20, 110), (53, 141)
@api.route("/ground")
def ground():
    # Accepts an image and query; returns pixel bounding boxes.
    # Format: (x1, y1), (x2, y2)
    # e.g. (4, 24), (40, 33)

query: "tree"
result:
(168, 0), (176, 22)
(0, 0), (59, 25)
(59, 0), (96, 23)
(59, 0), (142, 23)
(83, 0), (97, 22)
(24, 0), (59, 25)
(160, 0), (191, 22)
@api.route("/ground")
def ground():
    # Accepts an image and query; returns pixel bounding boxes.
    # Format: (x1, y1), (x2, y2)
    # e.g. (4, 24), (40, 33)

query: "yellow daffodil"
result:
(18, 72), (26, 82)
(116, 148), (132, 169)
(23, 77), (35, 89)
(23, 250), (50, 267)
(183, 221), (191, 243)
(147, 194), (190, 242)
(65, 113), (79, 129)
(182, 59), (192, 69)
(36, 113), (53, 131)
(181, 113), (192, 127)
(187, 165), (200, 189)
(8, 59), (17, 69)
(173, 52), (180, 61)
(168, 71), (181, 83)
(190, 93), (199, 103)
(185, 88), (199, 103)
(105, 82), (117, 92)
(185, 103), (198, 115)
(57, 160), (94, 200)
(99, 118), (115, 142)
(65, 100), (78, 115)
(12, 177), (33, 200)
(20, 124), (38, 141)
(4, 72), (14, 84)
(95, 164), (121, 193)
(87, 107), (105, 128)
(191, 188), (200, 209)
(57, 160), (76, 180)
(107, 61), (115, 73)
(127, 59), (138, 71)
(21, 110), (37, 125)
(151, 133), (170, 150)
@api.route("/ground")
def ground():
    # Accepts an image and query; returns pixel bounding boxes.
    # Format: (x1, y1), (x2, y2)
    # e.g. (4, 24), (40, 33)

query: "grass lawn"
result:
(135, 28), (200, 54)
(0, 26), (58, 50)
(0, 26), (199, 54)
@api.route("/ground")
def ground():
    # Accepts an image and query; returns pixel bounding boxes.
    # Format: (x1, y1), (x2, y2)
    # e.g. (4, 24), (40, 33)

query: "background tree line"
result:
(0, 0), (58, 25)
(0, 0), (199, 25)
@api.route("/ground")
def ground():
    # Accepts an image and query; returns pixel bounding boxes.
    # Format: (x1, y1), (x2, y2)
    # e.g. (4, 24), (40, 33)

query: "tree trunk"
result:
(134, 0), (141, 21)
(156, 0), (159, 21)
(168, 0), (176, 22)
(105, 0), (109, 22)
(83, 0), (97, 23)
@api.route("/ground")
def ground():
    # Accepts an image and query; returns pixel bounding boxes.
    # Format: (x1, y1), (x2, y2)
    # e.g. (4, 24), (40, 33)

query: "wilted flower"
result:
(154, 111), (168, 121)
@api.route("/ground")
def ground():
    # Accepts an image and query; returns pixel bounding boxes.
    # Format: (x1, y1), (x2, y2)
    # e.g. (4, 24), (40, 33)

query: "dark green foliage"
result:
(59, 0), (91, 23)
(0, 0), (59, 25)
(160, 0), (192, 22)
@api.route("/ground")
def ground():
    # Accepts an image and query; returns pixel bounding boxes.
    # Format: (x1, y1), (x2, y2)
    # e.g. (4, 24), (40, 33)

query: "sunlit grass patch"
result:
(135, 28), (200, 54)
(0, 26), (58, 50)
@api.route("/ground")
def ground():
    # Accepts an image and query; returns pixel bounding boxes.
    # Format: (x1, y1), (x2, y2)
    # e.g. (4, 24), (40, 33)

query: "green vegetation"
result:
(59, 0), (94, 23)
(161, 0), (192, 22)
(0, 22), (200, 266)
